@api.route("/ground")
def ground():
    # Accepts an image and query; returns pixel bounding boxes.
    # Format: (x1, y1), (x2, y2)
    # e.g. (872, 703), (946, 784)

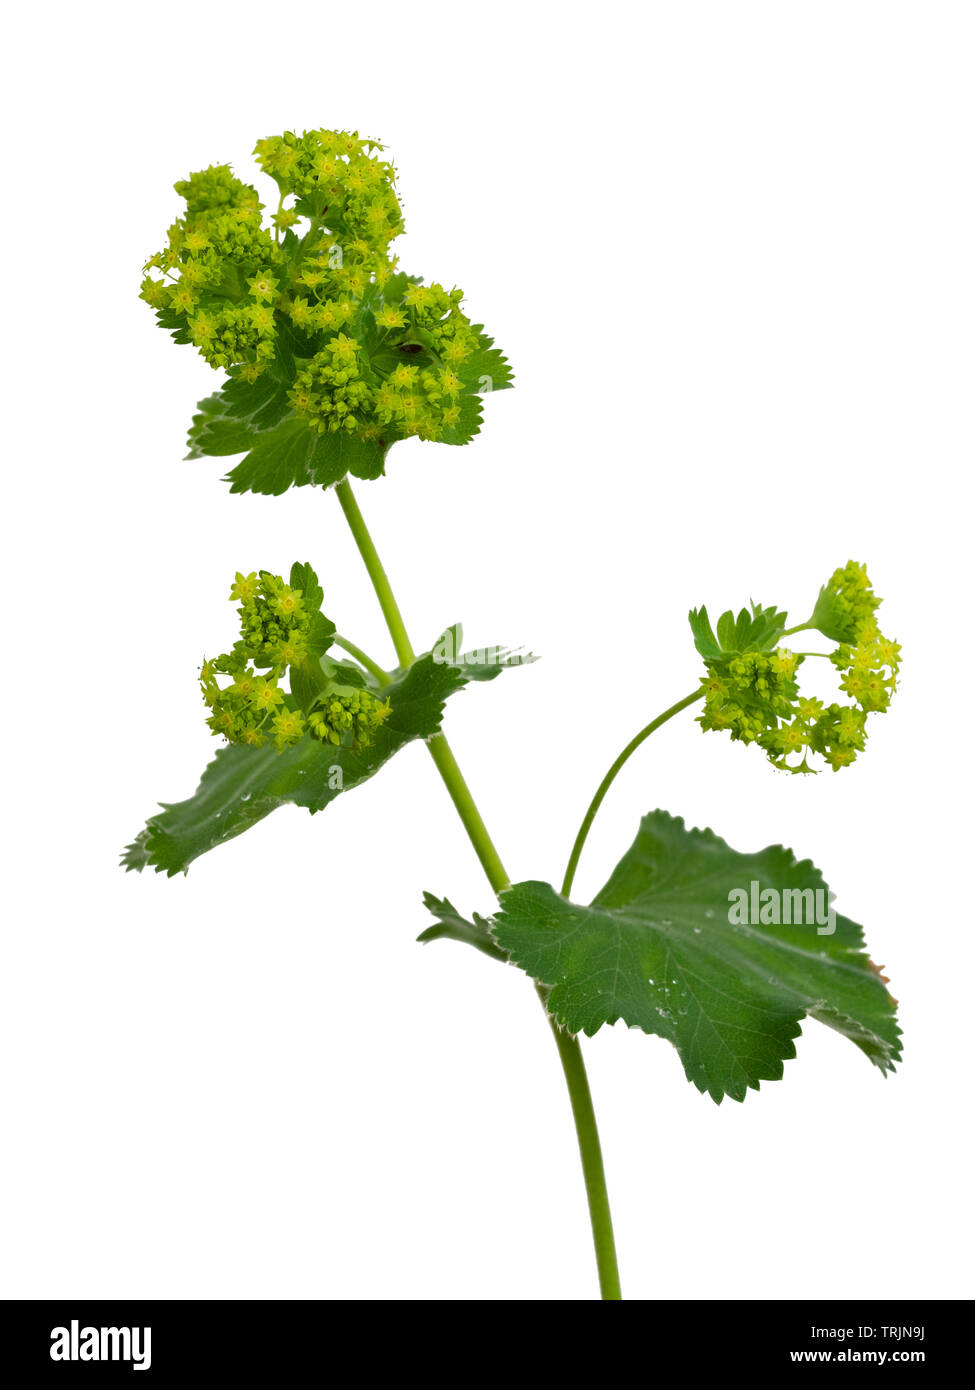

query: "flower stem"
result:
(332, 634), (391, 687)
(561, 689), (704, 898)
(333, 477), (622, 1300)
(334, 480), (415, 669)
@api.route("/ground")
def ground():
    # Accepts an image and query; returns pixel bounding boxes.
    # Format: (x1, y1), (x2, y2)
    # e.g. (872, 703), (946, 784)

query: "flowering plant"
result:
(126, 130), (902, 1300)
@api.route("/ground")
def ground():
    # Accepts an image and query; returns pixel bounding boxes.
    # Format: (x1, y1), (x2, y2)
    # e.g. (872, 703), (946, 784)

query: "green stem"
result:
(781, 620), (816, 637)
(332, 634), (391, 688)
(548, 1012), (620, 1298)
(562, 690), (704, 899)
(335, 480), (415, 669)
(333, 477), (622, 1300)
(425, 733), (510, 894)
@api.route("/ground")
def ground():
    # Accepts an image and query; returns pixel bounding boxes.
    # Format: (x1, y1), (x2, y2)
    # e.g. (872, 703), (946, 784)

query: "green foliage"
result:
(188, 394), (389, 494)
(688, 602), (787, 661)
(488, 811), (900, 1103)
(129, 128), (909, 1299)
(692, 563), (900, 773)
(141, 128), (513, 495)
(417, 894), (507, 962)
(123, 628), (520, 876)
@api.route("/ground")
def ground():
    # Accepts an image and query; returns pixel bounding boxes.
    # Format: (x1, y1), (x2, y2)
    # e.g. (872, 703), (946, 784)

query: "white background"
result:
(3, 2), (972, 1301)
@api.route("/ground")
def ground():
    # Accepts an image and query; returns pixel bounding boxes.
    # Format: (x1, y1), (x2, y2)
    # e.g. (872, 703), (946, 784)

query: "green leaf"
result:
(687, 607), (724, 662)
(288, 560), (325, 613)
(185, 375), (292, 462)
(209, 416), (387, 495)
(492, 811), (900, 1103)
(456, 325), (515, 394)
(123, 631), (523, 876)
(688, 602), (787, 662)
(321, 658), (371, 689)
(185, 400), (256, 458)
(284, 561), (338, 713)
(438, 393), (484, 447)
(289, 654), (330, 713)
(221, 370), (293, 431)
(429, 623), (537, 679)
(186, 368), (390, 494)
(417, 893), (507, 962)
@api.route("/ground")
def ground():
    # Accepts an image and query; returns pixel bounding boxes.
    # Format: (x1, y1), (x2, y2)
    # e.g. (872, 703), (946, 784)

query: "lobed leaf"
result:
(123, 629), (522, 876)
(689, 602), (788, 661)
(455, 325), (515, 395)
(491, 811), (900, 1103)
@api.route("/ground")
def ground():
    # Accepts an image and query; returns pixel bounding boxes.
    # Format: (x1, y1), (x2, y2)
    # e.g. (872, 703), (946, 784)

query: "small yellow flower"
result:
(189, 313), (217, 345)
(390, 364), (417, 388)
(248, 270), (279, 302)
(403, 284), (433, 310)
(443, 338), (471, 364)
(272, 708), (306, 748)
(252, 678), (284, 710)
(230, 571), (259, 603)
(248, 303), (275, 334)
(271, 586), (304, 620)
(170, 283), (197, 315)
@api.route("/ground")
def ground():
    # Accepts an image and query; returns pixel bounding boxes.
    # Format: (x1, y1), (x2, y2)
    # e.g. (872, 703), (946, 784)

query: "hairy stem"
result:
(333, 477), (622, 1300)
(561, 690), (704, 898)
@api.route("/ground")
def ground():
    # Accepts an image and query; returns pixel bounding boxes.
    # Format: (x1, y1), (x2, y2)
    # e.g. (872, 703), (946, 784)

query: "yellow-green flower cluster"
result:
(253, 129), (404, 253)
(140, 164), (281, 371)
(288, 335), (374, 434)
(227, 570), (310, 672)
(697, 562), (900, 774)
(831, 633), (901, 713)
(200, 569), (389, 755)
(308, 691), (390, 747)
(818, 559), (902, 726)
(141, 129), (504, 449)
(700, 650), (802, 749)
(201, 660), (301, 752)
(284, 294), (473, 441)
(200, 570), (313, 751)
(812, 561), (880, 643)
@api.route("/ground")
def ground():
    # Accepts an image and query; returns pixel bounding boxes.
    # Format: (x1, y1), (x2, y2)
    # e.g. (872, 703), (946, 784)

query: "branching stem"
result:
(333, 478), (622, 1300)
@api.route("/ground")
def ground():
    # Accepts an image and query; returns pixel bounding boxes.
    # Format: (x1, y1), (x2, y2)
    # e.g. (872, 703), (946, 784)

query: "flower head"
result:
(141, 130), (512, 456)
(692, 563), (900, 773)
(198, 566), (390, 757)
